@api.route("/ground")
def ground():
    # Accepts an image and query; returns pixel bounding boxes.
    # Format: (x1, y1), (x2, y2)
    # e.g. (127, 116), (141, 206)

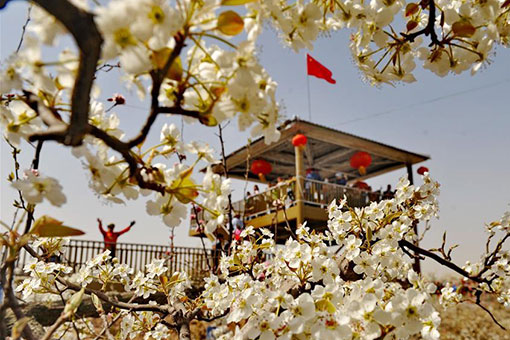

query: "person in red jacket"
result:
(97, 218), (135, 258)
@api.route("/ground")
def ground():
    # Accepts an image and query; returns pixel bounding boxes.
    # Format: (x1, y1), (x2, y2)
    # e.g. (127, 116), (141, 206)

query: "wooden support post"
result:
(406, 163), (414, 186)
(295, 145), (305, 227)
(407, 163), (421, 274)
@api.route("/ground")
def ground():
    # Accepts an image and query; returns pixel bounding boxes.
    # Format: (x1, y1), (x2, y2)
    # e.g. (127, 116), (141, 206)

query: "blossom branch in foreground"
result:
(30, 0), (103, 146)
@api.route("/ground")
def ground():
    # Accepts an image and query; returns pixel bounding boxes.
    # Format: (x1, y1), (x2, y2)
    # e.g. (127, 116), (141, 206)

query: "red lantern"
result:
(292, 134), (307, 147)
(417, 166), (429, 175)
(354, 181), (369, 190)
(250, 159), (272, 182)
(350, 151), (372, 175)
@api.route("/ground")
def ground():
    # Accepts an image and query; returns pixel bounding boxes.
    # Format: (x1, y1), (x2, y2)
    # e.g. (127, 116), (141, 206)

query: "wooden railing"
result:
(235, 178), (374, 217)
(189, 177), (378, 234)
(15, 239), (214, 282)
(302, 178), (372, 208)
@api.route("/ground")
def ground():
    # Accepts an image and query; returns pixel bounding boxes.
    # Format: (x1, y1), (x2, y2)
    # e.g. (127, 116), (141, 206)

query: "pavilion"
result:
(190, 118), (429, 241)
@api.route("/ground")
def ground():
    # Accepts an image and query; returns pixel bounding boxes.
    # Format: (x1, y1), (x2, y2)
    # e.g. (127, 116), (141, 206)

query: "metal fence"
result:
(15, 239), (214, 282)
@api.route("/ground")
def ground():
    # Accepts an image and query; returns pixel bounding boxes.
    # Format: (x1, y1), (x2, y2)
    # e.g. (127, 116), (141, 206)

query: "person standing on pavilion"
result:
(97, 218), (135, 258)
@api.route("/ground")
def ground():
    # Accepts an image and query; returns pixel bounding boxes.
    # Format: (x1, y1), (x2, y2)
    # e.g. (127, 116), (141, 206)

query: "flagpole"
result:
(306, 74), (312, 121)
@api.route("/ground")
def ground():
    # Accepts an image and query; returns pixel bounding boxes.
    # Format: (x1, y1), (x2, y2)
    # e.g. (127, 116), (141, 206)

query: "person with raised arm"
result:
(97, 218), (135, 258)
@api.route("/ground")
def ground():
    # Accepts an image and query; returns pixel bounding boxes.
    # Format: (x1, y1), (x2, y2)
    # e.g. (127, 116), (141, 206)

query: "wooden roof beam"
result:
(304, 144), (314, 168)
(224, 124), (299, 171)
(263, 151), (296, 165)
(315, 148), (352, 165)
(296, 121), (427, 164)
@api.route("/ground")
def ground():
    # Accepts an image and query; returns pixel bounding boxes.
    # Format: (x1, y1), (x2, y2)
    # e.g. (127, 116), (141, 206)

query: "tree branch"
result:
(40, 311), (70, 340)
(31, 0), (103, 146)
(401, 0), (441, 46)
(23, 245), (171, 314)
(0, 259), (37, 340)
(125, 32), (188, 148)
(398, 239), (489, 285)
(472, 290), (507, 330)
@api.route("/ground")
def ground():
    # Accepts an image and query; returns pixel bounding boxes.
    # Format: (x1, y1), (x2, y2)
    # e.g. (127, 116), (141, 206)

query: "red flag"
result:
(306, 54), (336, 84)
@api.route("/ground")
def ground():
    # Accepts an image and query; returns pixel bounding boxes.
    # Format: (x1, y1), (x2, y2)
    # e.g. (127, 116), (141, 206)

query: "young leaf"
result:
(199, 114), (218, 127)
(452, 20), (476, 38)
(64, 288), (85, 316)
(91, 293), (104, 313)
(30, 215), (85, 237)
(407, 20), (419, 32)
(405, 3), (419, 17)
(151, 48), (183, 81)
(217, 11), (244, 36)
(169, 167), (199, 203)
(221, 0), (256, 5)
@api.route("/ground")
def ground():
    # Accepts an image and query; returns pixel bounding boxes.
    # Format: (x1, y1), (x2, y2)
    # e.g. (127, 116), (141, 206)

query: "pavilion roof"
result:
(213, 118), (429, 183)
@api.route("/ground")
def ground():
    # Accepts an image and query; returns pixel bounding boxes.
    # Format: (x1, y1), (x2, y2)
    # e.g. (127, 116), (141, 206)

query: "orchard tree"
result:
(1, 0), (509, 339)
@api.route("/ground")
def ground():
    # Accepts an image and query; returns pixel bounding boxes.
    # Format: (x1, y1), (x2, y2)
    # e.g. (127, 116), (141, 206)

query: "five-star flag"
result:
(307, 54), (336, 84)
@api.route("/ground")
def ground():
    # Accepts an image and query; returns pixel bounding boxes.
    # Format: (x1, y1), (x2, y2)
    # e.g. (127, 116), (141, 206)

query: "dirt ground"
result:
(431, 297), (510, 340)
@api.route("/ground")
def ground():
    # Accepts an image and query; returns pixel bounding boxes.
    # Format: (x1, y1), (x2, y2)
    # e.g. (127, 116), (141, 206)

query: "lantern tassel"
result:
(358, 166), (366, 175)
(258, 173), (266, 182)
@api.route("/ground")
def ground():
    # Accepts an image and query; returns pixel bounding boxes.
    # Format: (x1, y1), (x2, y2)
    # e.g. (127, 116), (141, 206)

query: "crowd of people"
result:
(243, 169), (396, 213)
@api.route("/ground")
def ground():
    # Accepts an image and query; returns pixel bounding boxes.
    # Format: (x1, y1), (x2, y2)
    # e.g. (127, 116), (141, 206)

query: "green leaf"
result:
(315, 299), (336, 313)
(30, 215), (85, 237)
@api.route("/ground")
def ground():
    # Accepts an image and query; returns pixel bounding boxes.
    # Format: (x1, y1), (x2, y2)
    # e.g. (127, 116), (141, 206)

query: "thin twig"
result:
(192, 205), (212, 272)
(24, 140), (44, 234)
(470, 290), (507, 330)
(40, 312), (71, 340)
(15, 4), (32, 53)
(218, 124), (235, 255)
(398, 240), (489, 286)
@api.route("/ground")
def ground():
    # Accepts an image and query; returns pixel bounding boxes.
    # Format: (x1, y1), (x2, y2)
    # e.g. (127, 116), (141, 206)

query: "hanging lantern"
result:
(292, 134), (308, 148)
(350, 151), (372, 175)
(250, 159), (272, 182)
(354, 181), (369, 190)
(417, 166), (429, 175)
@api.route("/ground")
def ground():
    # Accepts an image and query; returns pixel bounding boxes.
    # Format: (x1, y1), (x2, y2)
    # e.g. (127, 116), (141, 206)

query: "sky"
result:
(1, 2), (509, 276)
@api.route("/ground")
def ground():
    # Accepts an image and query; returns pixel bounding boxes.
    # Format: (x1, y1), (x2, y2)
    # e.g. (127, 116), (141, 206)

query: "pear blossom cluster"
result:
(13, 240), (198, 340)
(11, 169), (67, 207)
(1, 0), (510, 338)
(244, 0), (510, 84)
(16, 257), (73, 301)
(199, 174), (510, 339)
(6, 174), (510, 339)
(2, 0), (510, 233)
